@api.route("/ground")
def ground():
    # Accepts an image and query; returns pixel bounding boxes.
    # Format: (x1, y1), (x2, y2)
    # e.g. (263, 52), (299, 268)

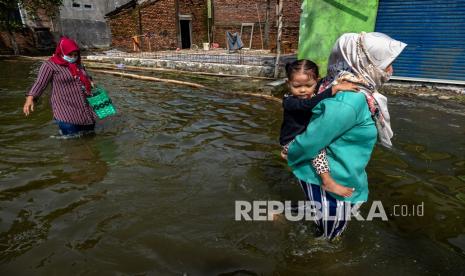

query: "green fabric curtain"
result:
(298, 0), (379, 76)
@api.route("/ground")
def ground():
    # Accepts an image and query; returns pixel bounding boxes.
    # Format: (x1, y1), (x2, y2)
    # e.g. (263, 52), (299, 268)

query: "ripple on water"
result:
(0, 59), (464, 274)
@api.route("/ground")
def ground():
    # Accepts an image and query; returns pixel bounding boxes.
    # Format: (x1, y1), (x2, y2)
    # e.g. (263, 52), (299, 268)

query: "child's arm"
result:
(330, 81), (360, 95)
(283, 81), (359, 112)
(283, 89), (332, 112)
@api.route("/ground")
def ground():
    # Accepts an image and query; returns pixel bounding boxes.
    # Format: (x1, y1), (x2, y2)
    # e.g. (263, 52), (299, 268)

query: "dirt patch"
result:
(381, 83), (465, 107)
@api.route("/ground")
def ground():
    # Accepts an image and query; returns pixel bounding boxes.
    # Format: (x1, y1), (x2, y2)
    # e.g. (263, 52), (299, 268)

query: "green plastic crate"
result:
(87, 86), (117, 119)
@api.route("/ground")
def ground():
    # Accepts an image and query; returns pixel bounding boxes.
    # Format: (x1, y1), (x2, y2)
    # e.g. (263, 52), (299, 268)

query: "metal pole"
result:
(274, 0), (283, 78)
(264, 0), (271, 49)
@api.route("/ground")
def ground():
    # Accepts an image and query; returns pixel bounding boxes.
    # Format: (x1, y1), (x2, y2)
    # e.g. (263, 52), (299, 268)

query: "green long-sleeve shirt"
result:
(287, 92), (378, 203)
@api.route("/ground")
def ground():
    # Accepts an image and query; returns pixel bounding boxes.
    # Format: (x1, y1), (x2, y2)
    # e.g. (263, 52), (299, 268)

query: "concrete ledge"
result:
(85, 55), (280, 78)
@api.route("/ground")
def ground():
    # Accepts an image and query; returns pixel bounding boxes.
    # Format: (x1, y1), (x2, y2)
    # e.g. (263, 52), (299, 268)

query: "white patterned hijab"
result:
(326, 32), (407, 148)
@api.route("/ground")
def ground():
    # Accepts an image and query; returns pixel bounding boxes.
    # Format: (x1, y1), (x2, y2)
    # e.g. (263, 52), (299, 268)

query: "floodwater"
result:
(0, 58), (464, 275)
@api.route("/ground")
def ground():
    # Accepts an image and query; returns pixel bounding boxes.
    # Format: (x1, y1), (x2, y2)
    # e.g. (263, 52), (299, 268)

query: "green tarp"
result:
(298, 0), (379, 76)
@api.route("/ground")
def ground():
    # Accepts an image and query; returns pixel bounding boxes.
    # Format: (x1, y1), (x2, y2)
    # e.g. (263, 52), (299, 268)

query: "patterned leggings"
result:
(299, 180), (353, 240)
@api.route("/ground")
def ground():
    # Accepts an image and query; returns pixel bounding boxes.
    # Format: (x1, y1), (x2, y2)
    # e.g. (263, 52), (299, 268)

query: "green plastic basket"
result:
(87, 86), (117, 119)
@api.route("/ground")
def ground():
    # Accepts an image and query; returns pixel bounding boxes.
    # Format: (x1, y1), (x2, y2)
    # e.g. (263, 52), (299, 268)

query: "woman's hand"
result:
(331, 81), (360, 96)
(280, 150), (288, 160)
(23, 96), (34, 116)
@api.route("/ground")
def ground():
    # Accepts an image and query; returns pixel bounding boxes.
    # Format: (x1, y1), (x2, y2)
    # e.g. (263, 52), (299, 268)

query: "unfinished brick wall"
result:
(0, 7), (55, 54)
(0, 30), (34, 54)
(213, 0), (301, 51)
(108, 0), (208, 51)
(0, 28), (55, 55)
(106, 0), (301, 52)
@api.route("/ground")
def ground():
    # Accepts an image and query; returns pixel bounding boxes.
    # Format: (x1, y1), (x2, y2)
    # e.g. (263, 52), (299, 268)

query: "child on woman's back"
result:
(280, 59), (358, 197)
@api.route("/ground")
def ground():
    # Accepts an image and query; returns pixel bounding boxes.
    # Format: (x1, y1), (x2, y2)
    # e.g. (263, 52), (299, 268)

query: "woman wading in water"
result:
(287, 32), (406, 240)
(23, 37), (96, 136)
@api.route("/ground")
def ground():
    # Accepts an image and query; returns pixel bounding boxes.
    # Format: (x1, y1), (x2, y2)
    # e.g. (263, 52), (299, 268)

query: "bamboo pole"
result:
(274, 0), (283, 79)
(88, 69), (207, 89)
(88, 68), (281, 103)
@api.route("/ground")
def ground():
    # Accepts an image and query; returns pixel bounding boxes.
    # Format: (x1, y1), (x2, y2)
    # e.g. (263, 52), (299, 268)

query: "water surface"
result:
(0, 58), (464, 275)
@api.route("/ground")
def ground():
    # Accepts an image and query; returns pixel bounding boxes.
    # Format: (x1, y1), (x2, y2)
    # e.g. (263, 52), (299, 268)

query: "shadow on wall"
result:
(59, 19), (111, 48)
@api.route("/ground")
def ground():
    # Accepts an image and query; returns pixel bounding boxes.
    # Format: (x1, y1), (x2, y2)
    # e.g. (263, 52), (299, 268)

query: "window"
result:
(72, 2), (80, 8)
(84, 4), (92, 9)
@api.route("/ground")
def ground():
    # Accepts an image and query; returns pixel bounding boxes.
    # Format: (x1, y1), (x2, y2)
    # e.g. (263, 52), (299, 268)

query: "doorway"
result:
(180, 19), (191, 49)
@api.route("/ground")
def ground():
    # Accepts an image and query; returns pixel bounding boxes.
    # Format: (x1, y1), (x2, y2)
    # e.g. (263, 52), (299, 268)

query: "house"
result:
(299, 0), (465, 84)
(105, 0), (301, 52)
(55, 0), (133, 48)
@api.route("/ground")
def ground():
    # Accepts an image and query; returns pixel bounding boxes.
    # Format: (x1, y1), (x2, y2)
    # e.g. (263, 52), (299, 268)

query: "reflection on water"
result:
(0, 58), (464, 274)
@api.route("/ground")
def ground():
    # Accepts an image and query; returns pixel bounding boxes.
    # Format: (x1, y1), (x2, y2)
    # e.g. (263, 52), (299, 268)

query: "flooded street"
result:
(1, 58), (464, 274)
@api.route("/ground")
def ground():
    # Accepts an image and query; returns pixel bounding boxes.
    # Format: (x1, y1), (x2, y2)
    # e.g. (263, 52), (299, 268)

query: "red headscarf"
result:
(49, 37), (92, 95)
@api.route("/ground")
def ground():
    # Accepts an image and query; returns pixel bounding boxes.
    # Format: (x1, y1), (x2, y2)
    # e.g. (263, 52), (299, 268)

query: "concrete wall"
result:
(57, 0), (133, 48)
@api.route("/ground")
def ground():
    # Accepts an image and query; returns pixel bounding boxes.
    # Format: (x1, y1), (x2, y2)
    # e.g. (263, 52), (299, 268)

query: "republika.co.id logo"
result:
(235, 200), (424, 221)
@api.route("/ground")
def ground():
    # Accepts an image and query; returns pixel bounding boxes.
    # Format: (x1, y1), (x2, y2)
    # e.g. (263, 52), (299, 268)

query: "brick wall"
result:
(108, 0), (212, 51)
(106, 0), (301, 52)
(178, 0), (208, 46)
(107, 7), (139, 51)
(140, 0), (178, 50)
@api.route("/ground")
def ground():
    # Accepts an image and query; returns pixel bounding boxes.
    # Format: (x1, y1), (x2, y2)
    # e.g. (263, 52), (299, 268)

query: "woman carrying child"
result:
(280, 59), (360, 198)
(286, 32), (406, 240)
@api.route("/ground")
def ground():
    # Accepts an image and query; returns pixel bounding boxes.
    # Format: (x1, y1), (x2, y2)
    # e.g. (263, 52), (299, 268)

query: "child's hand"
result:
(331, 81), (360, 95)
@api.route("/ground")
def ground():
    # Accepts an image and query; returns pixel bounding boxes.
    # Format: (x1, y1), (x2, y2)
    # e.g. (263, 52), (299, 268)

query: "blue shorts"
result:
(55, 120), (95, 136)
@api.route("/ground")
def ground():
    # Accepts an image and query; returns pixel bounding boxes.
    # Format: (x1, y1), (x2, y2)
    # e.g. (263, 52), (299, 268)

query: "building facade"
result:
(56, 0), (133, 48)
(374, 0), (465, 83)
(298, 0), (465, 84)
(105, 0), (301, 52)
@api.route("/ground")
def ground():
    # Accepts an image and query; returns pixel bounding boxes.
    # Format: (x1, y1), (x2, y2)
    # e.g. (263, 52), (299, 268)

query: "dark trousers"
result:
(55, 120), (95, 136)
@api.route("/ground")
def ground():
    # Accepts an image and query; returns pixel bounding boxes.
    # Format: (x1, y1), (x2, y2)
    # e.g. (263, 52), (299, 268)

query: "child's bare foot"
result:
(320, 173), (354, 198)
(323, 181), (354, 198)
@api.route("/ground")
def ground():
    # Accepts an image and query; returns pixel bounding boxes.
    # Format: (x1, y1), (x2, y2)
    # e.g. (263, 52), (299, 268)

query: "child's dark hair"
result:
(285, 59), (319, 80)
